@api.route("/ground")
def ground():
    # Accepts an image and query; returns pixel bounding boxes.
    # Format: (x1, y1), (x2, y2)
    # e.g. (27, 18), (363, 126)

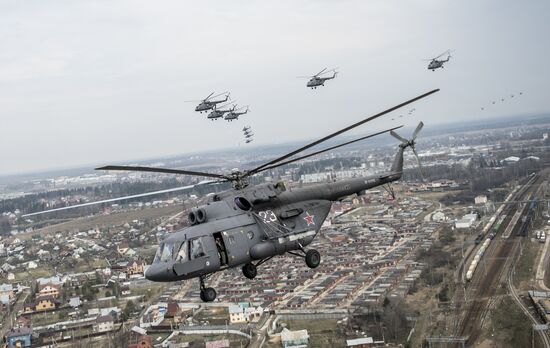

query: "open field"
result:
(19, 205), (183, 240)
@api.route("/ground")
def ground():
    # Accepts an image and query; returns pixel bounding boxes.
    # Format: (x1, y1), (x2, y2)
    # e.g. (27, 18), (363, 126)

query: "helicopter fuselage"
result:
(307, 74), (336, 88)
(145, 147), (404, 283)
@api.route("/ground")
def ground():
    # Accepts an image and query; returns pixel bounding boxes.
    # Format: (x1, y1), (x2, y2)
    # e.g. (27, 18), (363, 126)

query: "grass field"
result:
(19, 205), (183, 240)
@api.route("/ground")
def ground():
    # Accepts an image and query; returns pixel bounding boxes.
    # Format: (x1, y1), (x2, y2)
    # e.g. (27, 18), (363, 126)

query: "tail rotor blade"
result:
(390, 130), (408, 143)
(411, 147), (426, 181)
(412, 121), (424, 140)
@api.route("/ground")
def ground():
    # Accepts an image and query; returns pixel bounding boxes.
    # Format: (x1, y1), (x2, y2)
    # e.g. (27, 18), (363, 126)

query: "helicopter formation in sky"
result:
(425, 50), (452, 71)
(480, 91), (525, 111)
(243, 126), (254, 144)
(189, 92), (251, 122)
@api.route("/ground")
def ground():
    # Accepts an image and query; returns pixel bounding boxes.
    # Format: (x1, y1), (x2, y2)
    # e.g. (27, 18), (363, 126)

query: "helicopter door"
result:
(213, 232), (228, 267)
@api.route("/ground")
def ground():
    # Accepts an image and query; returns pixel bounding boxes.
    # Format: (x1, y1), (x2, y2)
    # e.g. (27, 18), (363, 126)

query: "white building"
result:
(455, 213), (478, 229)
(475, 195), (488, 204)
(95, 315), (114, 332)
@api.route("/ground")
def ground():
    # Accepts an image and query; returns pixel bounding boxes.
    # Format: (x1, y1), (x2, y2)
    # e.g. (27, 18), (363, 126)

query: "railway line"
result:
(453, 173), (545, 345)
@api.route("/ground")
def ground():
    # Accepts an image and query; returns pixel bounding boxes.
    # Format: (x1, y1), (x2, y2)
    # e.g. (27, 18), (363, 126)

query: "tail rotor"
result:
(390, 122), (425, 181)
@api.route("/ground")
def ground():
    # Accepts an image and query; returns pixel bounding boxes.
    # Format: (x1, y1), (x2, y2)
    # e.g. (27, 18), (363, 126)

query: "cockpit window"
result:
(190, 238), (206, 259)
(176, 242), (188, 263)
(153, 243), (164, 264)
(160, 242), (175, 262)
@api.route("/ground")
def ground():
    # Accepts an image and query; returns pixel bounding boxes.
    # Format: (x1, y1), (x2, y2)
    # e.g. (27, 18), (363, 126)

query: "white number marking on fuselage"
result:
(258, 210), (277, 223)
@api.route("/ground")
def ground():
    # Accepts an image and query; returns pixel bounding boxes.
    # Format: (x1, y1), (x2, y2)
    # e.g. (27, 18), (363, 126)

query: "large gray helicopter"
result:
(24, 89), (438, 302)
(299, 68), (338, 89)
(224, 105), (250, 121)
(426, 50), (452, 71)
(187, 92), (230, 113)
(207, 102), (234, 121)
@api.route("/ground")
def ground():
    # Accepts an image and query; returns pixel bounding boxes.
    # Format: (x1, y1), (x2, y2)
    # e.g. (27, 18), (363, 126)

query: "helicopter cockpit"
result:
(146, 236), (212, 282)
(152, 238), (207, 265)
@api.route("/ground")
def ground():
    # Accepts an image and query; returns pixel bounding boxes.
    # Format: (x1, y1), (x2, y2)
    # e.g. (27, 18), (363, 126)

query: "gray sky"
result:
(1, 0), (549, 175)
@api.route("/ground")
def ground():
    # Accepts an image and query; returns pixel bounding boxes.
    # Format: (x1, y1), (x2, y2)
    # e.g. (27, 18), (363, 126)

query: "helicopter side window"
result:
(160, 242), (175, 262)
(176, 242), (188, 263)
(190, 238), (206, 259)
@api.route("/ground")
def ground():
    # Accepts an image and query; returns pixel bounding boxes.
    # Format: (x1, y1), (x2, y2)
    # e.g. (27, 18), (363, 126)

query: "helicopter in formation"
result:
(207, 102), (234, 121)
(25, 89), (438, 302)
(243, 126), (254, 144)
(188, 92), (230, 113)
(224, 105), (250, 121)
(298, 68), (338, 89)
(426, 50), (452, 71)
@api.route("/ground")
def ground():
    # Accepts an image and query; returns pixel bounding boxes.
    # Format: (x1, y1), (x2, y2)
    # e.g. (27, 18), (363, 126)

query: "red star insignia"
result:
(303, 212), (315, 226)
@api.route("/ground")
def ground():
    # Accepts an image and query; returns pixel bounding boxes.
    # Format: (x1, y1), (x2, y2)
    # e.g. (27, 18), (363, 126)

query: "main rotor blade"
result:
(204, 92), (215, 101)
(390, 130), (407, 143)
(314, 68), (327, 77)
(22, 181), (217, 217)
(433, 49), (451, 60)
(210, 91), (229, 100)
(96, 165), (230, 180)
(246, 89), (439, 176)
(256, 126), (403, 173)
(412, 121), (424, 140)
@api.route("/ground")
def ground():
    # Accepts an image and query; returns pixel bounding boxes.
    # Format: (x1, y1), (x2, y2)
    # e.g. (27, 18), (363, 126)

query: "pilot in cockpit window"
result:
(191, 238), (205, 259)
(176, 242), (188, 263)
(160, 243), (174, 263)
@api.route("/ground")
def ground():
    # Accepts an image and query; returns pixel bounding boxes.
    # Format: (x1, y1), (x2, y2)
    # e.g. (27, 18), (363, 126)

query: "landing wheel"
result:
(242, 263), (257, 279)
(305, 249), (321, 268)
(201, 287), (217, 302)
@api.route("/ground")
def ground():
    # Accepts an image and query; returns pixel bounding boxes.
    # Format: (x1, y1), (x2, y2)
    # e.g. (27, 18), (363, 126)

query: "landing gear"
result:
(199, 275), (216, 302)
(242, 262), (257, 279)
(287, 247), (321, 269)
(305, 249), (321, 268)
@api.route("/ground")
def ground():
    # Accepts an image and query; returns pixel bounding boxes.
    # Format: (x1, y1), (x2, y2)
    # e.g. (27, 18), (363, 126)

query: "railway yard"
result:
(425, 171), (550, 347)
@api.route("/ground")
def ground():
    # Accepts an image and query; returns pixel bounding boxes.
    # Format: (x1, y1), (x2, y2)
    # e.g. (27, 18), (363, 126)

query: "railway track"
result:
(453, 173), (545, 345)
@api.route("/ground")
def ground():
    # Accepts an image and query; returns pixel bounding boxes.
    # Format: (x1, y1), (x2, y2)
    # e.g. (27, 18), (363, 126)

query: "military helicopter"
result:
(207, 102), (234, 121)
(426, 50), (452, 71)
(242, 126), (251, 132)
(225, 105), (250, 121)
(187, 92), (230, 113)
(245, 138), (254, 144)
(25, 89), (438, 302)
(298, 68), (338, 89)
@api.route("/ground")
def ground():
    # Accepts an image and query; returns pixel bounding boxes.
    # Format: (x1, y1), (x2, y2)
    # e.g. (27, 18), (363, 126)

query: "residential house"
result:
(280, 328), (309, 348)
(229, 305), (246, 324)
(117, 243), (129, 255)
(228, 304), (263, 323)
(126, 260), (145, 277)
(95, 315), (115, 333)
(0, 283), (14, 301)
(69, 296), (81, 308)
(35, 296), (58, 311)
(5, 327), (33, 347)
(165, 301), (179, 318)
(37, 283), (61, 299)
(128, 334), (154, 348)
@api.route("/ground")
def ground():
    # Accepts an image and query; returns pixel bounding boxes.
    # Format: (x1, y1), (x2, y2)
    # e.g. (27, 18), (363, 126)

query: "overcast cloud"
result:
(1, 0), (549, 175)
